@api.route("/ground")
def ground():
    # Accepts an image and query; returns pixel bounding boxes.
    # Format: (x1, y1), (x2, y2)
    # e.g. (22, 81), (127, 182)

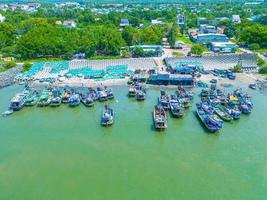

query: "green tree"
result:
(191, 44), (204, 55)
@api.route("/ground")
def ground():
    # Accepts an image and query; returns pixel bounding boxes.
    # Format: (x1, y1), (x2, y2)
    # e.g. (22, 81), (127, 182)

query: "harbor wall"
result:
(0, 66), (22, 88)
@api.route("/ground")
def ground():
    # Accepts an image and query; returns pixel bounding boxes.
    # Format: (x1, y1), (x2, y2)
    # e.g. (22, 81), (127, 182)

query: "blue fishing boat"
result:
(196, 103), (223, 133)
(88, 87), (98, 101)
(105, 88), (114, 99)
(101, 105), (114, 126)
(159, 91), (170, 110)
(136, 91), (146, 101)
(80, 93), (94, 107)
(69, 94), (80, 107)
(153, 104), (167, 129)
(169, 99), (185, 117)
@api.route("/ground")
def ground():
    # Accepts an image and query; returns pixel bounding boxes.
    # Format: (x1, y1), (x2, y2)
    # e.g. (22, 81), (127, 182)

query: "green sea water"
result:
(0, 85), (267, 200)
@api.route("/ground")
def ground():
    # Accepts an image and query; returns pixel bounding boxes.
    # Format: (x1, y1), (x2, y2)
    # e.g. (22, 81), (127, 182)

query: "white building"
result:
(0, 14), (5, 22)
(232, 15), (241, 24)
(63, 20), (76, 28)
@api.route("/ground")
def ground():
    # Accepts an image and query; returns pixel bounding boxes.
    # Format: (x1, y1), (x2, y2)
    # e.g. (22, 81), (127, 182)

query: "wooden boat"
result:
(214, 106), (233, 122)
(196, 103), (223, 133)
(10, 92), (27, 111)
(69, 94), (80, 107)
(153, 104), (167, 129)
(80, 93), (94, 107)
(159, 91), (170, 110)
(170, 100), (185, 117)
(101, 105), (114, 126)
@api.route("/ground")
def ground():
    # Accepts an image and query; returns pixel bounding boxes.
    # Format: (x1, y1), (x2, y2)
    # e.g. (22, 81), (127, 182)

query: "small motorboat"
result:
(248, 83), (256, 90)
(101, 105), (114, 126)
(2, 108), (13, 116)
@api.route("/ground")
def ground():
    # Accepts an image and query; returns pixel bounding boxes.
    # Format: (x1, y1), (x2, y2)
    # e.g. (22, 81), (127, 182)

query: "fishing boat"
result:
(153, 104), (167, 129)
(88, 87), (98, 101)
(61, 89), (71, 103)
(69, 94), (80, 107)
(80, 93), (94, 107)
(128, 86), (136, 97)
(196, 103), (223, 133)
(227, 107), (241, 120)
(10, 92), (26, 111)
(37, 89), (51, 107)
(105, 88), (114, 99)
(50, 89), (62, 107)
(101, 105), (114, 126)
(176, 86), (193, 100)
(169, 100), (185, 117)
(24, 90), (38, 106)
(200, 89), (209, 98)
(159, 91), (170, 110)
(98, 90), (108, 102)
(136, 90), (146, 101)
(240, 103), (252, 114)
(214, 106), (233, 122)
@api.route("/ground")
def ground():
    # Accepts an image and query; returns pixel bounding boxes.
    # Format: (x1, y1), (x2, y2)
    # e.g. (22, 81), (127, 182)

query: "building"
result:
(209, 42), (237, 53)
(151, 19), (163, 25)
(120, 19), (129, 28)
(147, 74), (194, 87)
(199, 25), (217, 34)
(232, 15), (241, 24)
(192, 34), (229, 44)
(0, 14), (5, 22)
(197, 17), (209, 27)
(177, 15), (185, 25)
(63, 20), (76, 28)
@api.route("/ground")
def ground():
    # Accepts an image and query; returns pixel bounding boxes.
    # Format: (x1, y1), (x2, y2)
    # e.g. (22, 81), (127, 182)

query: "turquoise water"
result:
(0, 85), (267, 200)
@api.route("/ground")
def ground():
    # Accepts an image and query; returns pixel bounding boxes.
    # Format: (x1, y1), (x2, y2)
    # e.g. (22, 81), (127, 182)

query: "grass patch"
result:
(236, 48), (245, 53)
(172, 52), (184, 57)
(253, 49), (267, 53)
(90, 55), (122, 60)
(176, 34), (192, 44)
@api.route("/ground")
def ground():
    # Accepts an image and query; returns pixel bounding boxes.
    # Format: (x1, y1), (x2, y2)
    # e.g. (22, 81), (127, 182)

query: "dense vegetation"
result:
(0, 2), (266, 61)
